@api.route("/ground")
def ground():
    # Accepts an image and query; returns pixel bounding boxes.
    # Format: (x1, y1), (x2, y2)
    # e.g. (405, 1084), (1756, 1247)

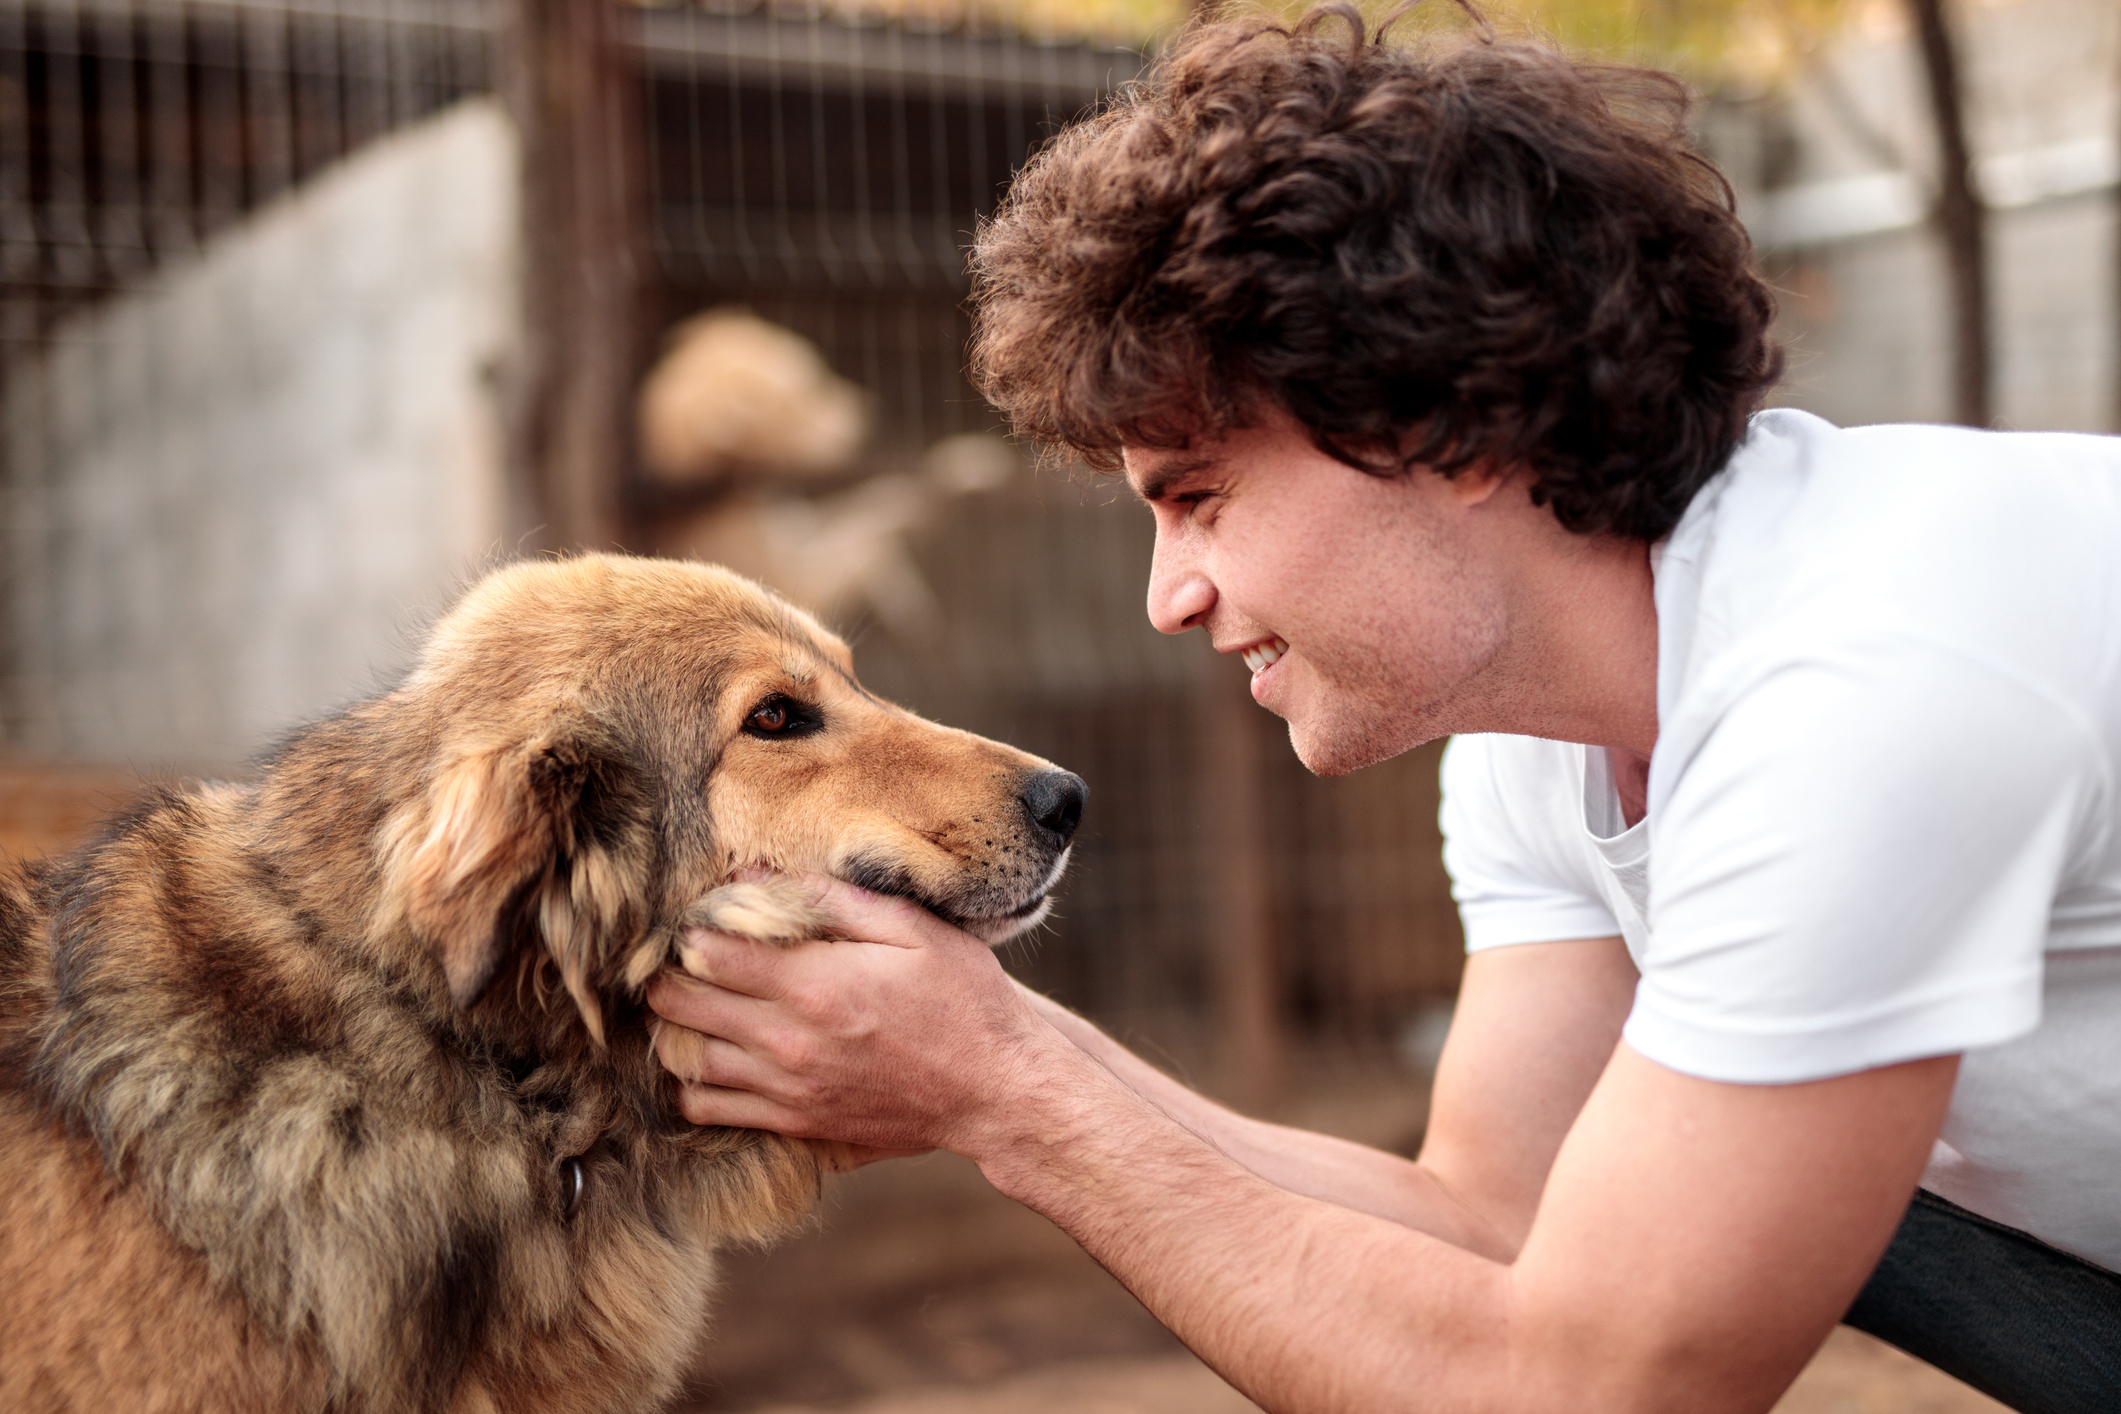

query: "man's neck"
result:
(1610, 745), (1652, 828)
(1476, 502), (1661, 758)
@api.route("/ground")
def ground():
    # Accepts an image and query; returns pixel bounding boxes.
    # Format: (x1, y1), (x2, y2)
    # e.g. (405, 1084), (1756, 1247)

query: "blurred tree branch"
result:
(1905, 0), (1991, 428)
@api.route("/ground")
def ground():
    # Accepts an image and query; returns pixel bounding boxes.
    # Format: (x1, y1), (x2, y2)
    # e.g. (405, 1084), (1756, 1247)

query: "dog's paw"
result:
(682, 878), (829, 946)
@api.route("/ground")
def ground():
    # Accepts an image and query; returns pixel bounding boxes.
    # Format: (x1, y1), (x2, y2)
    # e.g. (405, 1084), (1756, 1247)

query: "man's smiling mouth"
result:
(1239, 636), (1289, 674)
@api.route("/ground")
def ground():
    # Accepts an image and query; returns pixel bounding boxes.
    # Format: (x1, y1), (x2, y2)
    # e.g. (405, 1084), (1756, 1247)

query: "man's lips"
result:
(1234, 635), (1289, 675)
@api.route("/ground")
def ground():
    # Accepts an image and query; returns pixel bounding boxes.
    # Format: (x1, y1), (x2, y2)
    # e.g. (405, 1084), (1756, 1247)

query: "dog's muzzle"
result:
(1020, 770), (1087, 850)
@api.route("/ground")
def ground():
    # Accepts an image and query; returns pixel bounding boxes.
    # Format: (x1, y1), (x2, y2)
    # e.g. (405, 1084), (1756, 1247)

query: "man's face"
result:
(1126, 410), (1511, 776)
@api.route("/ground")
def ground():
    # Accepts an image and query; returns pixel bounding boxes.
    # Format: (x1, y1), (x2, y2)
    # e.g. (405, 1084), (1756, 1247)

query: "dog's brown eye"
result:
(560, 1156), (586, 1219)
(742, 696), (820, 738)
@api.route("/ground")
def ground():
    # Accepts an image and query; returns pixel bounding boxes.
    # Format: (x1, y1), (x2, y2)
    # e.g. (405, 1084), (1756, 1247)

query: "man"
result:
(649, 9), (2121, 1410)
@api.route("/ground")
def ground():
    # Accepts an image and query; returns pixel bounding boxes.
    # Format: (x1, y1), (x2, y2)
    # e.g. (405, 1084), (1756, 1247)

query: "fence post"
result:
(498, 0), (649, 552)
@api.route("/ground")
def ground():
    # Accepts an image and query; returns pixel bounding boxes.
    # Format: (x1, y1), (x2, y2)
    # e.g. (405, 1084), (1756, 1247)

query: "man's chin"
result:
(1285, 705), (1441, 778)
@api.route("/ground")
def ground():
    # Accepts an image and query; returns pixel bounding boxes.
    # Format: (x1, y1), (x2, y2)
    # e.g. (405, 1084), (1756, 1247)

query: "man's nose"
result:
(1146, 533), (1215, 635)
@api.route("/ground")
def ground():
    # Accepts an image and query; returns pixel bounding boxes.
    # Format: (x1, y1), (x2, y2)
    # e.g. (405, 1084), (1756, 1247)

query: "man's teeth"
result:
(1239, 637), (1289, 674)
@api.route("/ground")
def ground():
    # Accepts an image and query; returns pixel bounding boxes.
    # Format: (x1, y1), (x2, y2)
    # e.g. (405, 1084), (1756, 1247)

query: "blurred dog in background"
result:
(638, 307), (1017, 642)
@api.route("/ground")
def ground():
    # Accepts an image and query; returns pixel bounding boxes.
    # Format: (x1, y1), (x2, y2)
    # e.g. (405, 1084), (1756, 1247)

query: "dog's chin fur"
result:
(0, 554), (1080, 1414)
(824, 843), (1070, 946)
(964, 897), (1055, 944)
(954, 845), (1071, 943)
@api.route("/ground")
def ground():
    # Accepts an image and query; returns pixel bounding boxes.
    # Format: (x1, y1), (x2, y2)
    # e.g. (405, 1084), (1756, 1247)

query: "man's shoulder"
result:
(1659, 410), (2121, 719)
(1678, 409), (2121, 567)
(1439, 734), (1585, 846)
(1441, 733), (1580, 791)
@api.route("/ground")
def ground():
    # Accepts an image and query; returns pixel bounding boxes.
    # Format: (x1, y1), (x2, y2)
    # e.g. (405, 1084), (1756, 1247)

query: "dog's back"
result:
(1, 840), (322, 1413)
(0, 774), (755, 1414)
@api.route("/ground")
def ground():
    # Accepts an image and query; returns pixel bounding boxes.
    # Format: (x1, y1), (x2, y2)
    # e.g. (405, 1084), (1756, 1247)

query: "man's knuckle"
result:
(774, 1031), (818, 1073)
(789, 980), (844, 1025)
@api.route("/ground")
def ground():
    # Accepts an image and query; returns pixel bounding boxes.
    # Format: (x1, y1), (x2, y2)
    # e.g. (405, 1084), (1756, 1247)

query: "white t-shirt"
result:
(1439, 408), (2121, 1271)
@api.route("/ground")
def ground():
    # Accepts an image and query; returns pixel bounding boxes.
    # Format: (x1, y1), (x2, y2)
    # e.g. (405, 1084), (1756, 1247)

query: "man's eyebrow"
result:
(1133, 455), (1222, 504)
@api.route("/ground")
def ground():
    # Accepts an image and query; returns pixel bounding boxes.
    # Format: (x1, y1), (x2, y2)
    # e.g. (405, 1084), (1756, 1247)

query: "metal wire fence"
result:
(1, 0), (494, 349)
(0, 0), (1465, 1091)
(636, 4), (1145, 457)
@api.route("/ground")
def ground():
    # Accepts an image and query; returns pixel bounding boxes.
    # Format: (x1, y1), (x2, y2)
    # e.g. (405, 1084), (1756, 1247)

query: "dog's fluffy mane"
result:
(0, 557), (861, 1414)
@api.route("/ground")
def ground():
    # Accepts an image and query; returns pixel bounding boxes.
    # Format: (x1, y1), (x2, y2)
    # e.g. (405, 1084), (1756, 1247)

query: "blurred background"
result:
(0, 0), (2088, 1407)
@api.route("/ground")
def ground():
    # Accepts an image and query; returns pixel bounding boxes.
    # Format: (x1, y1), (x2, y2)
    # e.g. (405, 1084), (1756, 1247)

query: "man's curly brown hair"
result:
(968, 4), (1784, 541)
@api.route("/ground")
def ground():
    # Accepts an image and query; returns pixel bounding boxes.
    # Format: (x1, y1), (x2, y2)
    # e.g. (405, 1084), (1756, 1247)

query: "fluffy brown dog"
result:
(0, 554), (1084, 1414)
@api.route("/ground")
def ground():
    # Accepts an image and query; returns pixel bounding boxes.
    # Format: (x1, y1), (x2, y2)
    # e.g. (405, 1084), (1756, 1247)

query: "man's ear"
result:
(386, 725), (651, 1040)
(1442, 456), (1516, 507)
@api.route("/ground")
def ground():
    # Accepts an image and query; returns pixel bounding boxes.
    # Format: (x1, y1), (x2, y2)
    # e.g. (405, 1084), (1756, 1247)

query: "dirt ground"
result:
(703, 1333), (2005, 1414)
(677, 1058), (2006, 1414)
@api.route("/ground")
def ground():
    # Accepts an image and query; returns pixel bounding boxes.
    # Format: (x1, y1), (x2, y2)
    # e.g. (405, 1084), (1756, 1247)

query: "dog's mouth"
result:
(954, 846), (1071, 944)
(839, 847), (1070, 946)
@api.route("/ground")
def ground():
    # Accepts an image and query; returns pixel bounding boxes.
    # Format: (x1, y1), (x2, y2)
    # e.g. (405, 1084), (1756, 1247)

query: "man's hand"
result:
(646, 876), (1086, 1159)
(647, 897), (1961, 1413)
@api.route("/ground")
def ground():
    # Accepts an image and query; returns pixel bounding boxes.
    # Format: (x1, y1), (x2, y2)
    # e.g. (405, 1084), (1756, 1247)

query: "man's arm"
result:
(651, 886), (1953, 1413)
(1013, 936), (1640, 1261)
(975, 1034), (1949, 1414)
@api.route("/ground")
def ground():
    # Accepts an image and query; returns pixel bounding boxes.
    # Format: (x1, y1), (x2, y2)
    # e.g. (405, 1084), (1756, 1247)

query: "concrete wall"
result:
(1713, 0), (2121, 435)
(1768, 193), (2119, 432)
(1, 99), (518, 769)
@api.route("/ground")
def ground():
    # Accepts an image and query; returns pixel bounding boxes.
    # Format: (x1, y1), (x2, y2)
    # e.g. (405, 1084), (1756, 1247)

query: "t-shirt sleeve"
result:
(1439, 734), (1623, 952)
(1629, 637), (2109, 1083)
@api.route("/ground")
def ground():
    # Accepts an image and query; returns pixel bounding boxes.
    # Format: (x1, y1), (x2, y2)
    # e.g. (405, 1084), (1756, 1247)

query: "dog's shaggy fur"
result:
(0, 555), (1082, 1414)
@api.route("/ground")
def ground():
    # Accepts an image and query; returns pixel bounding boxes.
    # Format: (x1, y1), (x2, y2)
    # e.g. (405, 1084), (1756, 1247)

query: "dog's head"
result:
(373, 554), (1083, 1042)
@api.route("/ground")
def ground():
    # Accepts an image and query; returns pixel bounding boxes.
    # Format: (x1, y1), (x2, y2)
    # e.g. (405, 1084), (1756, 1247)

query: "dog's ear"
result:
(387, 726), (650, 1041)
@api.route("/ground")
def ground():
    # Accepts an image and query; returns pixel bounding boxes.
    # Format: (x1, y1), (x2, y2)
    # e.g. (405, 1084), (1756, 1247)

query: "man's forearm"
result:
(658, 897), (1947, 1414)
(968, 1037), (1514, 1414)
(963, 1033), (1952, 1414)
(1031, 995), (1514, 1260)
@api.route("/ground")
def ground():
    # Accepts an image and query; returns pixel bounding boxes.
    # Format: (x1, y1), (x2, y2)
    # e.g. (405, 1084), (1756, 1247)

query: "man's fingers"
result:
(796, 872), (956, 949)
(648, 967), (783, 1040)
(652, 1011), (777, 1092)
(676, 928), (790, 997)
(695, 869), (983, 952)
(677, 1082), (813, 1134)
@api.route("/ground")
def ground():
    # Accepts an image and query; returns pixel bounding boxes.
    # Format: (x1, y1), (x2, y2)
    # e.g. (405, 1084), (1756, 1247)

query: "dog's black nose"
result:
(1021, 770), (1087, 846)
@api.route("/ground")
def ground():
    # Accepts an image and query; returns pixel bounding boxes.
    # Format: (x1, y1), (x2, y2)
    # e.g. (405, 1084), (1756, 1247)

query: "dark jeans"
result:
(1844, 1189), (2121, 1414)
